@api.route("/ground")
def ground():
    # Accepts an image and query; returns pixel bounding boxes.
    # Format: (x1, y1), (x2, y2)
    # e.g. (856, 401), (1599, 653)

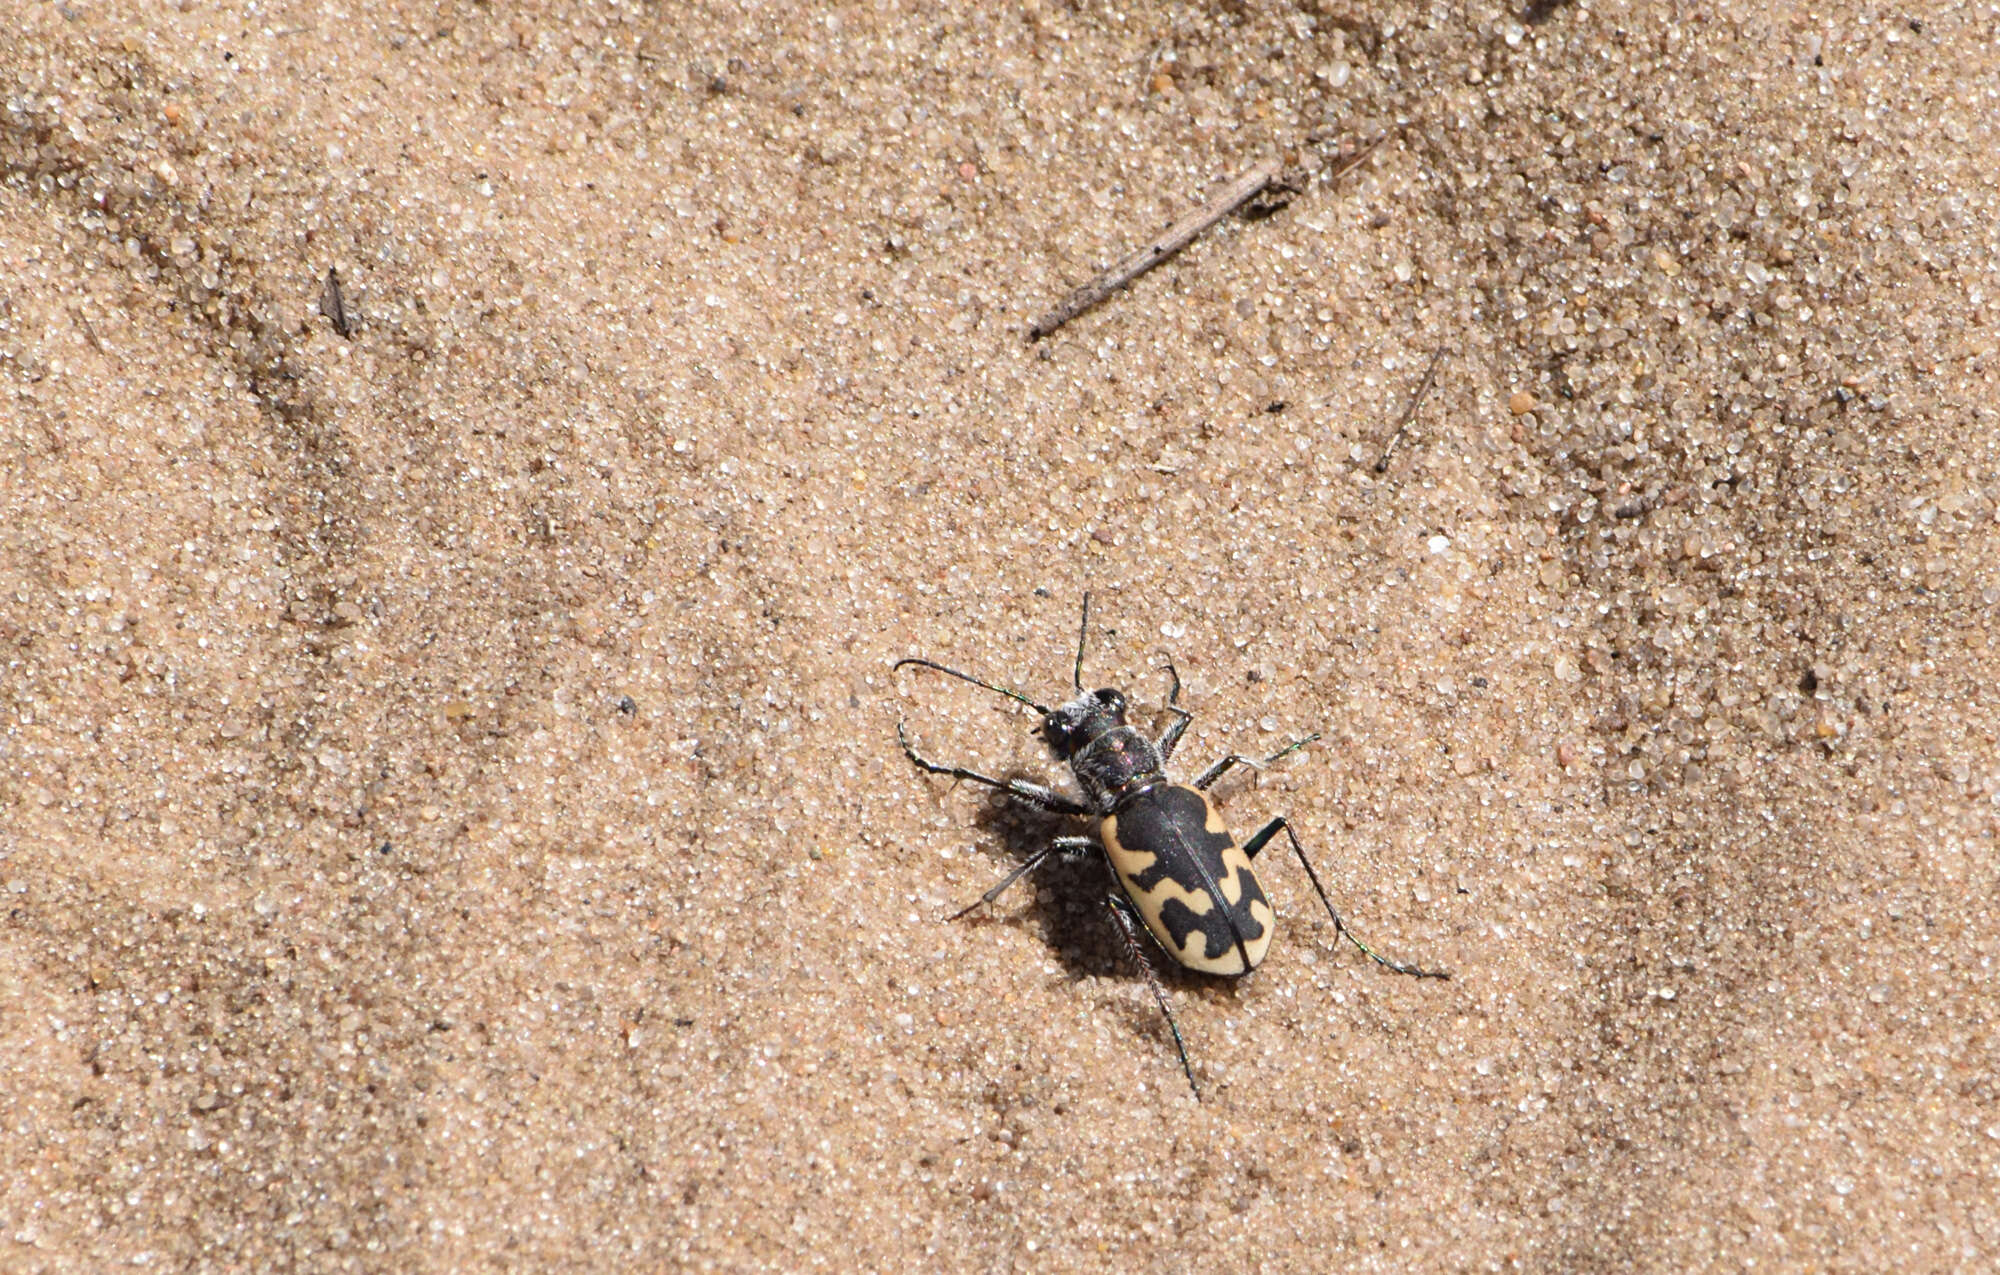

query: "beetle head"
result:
(1042, 687), (1128, 758)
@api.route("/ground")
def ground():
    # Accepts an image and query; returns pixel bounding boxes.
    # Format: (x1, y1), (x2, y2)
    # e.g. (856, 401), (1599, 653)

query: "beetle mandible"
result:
(894, 594), (1447, 1097)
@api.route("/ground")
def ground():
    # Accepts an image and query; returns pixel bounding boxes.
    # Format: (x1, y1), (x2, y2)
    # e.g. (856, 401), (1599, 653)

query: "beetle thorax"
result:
(1068, 726), (1164, 813)
(1041, 687), (1164, 813)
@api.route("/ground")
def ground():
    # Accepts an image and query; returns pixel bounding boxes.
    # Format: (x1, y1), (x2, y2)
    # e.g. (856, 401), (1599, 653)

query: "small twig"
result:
(1375, 344), (1448, 473)
(319, 266), (355, 338)
(1027, 158), (1282, 342)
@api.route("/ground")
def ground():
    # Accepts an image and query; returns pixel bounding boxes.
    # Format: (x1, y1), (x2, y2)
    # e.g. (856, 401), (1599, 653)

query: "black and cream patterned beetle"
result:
(895, 596), (1446, 1097)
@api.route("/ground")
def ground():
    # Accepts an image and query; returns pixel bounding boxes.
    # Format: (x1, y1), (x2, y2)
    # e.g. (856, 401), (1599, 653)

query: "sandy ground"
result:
(3, 1), (1997, 1271)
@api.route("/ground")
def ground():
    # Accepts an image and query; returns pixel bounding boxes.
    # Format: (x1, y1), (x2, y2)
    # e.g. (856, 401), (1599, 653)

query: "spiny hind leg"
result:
(1105, 894), (1200, 1099)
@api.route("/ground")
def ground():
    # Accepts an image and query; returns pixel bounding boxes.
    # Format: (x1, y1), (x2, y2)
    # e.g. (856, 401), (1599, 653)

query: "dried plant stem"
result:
(1027, 158), (1282, 342)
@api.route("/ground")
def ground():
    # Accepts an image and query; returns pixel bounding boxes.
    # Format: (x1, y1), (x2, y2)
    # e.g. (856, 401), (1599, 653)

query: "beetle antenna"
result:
(1073, 592), (1091, 691)
(893, 658), (1052, 716)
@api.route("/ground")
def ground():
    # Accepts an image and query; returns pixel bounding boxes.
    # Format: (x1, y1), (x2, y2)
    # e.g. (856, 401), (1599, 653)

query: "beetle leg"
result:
(1242, 816), (1450, 980)
(897, 722), (1089, 816)
(1192, 753), (1257, 790)
(1051, 835), (1097, 861)
(1071, 592), (1092, 691)
(947, 836), (1096, 921)
(1105, 894), (1200, 1099)
(1154, 655), (1193, 762)
(1190, 733), (1321, 790)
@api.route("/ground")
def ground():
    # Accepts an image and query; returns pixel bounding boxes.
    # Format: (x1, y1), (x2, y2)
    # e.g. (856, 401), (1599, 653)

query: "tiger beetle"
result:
(894, 595), (1447, 1098)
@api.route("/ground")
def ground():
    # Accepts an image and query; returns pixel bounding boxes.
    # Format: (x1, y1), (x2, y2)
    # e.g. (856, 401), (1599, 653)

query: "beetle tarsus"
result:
(1244, 816), (1450, 980)
(1153, 655), (1193, 762)
(1191, 733), (1321, 791)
